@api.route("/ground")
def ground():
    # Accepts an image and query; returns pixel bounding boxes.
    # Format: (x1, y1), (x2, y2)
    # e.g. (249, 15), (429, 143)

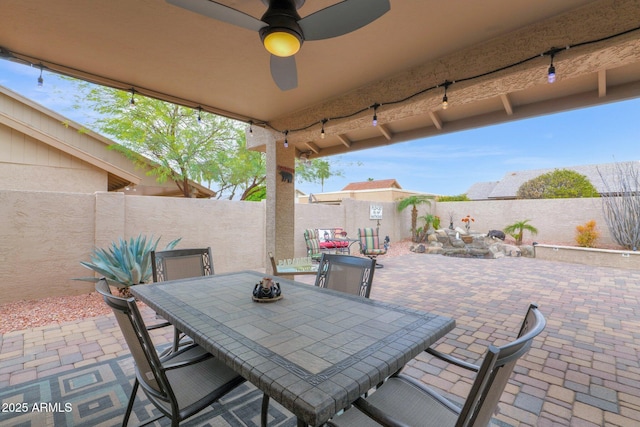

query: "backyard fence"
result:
(0, 189), (614, 303)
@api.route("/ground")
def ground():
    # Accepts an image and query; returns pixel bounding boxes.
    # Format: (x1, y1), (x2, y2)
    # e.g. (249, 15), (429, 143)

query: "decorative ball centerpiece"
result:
(252, 277), (282, 302)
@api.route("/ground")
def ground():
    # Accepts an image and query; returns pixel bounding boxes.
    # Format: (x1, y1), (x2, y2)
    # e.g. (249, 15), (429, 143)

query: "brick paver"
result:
(367, 255), (640, 426)
(1, 254), (638, 426)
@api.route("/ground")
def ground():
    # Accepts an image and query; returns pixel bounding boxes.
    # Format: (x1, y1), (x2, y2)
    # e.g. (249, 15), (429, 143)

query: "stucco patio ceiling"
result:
(1, 0), (639, 157)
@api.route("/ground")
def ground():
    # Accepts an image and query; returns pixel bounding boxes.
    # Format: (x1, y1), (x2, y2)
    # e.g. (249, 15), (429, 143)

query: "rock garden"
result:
(410, 227), (535, 258)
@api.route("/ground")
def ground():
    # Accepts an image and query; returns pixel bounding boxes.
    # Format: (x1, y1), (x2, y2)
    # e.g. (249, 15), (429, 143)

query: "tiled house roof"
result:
(342, 179), (402, 191)
(467, 161), (638, 199)
(466, 181), (499, 200)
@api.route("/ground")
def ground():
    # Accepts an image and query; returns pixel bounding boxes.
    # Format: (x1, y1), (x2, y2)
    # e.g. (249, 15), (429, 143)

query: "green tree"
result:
(75, 84), (262, 199)
(397, 195), (433, 242)
(517, 169), (599, 199)
(503, 219), (538, 245)
(296, 158), (344, 192)
(201, 133), (266, 200)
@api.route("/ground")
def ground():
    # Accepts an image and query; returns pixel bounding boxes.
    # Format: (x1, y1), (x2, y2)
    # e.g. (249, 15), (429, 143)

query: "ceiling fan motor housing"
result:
(259, 0), (305, 53)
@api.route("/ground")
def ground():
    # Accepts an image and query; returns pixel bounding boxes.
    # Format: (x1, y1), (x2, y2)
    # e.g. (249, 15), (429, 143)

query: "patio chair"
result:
(151, 247), (214, 352)
(315, 253), (376, 298)
(327, 303), (546, 427)
(151, 247), (214, 282)
(357, 228), (389, 268)
(95, 279), (246, 427)
(303, 228), (323, 261)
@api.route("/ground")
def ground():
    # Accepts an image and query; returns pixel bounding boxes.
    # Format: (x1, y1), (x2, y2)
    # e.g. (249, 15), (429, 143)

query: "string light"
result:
(283, 130), (289, 148)
(8, 25), (628, 147)
(248, 120), (254, 136)
(37, 65), (43, 87)
(257, 27), (640, 141)
(441, 81), (451, 110)
(321, 118), (327, 139)
(129, 88), (136, 107)
(197, 106), (202, 123)
(372, 103), (380, 126)
(547, 54), (556, 83)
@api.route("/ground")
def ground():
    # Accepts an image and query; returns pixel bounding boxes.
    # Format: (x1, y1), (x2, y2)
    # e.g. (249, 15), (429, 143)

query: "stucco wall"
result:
(122, 195), (266, 274)
(0, 190), (626, 304)
(0, 190), (96, 302)
(435, 198), (613, 245)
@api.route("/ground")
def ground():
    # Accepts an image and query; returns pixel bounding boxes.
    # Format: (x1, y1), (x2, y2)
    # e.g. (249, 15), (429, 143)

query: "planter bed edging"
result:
(534, 244), (640, 270)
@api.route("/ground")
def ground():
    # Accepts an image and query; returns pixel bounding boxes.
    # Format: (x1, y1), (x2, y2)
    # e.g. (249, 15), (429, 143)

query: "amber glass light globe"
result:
(263, 31), (301, 57)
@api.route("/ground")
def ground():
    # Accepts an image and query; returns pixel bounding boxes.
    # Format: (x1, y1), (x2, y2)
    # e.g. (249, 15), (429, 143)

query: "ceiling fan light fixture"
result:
(262, 28), (302, 57)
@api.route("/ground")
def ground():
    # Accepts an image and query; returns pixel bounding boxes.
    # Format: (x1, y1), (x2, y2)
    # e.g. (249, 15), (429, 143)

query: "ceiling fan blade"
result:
(299, 0), (390, 41)
(270, 55), (298, 91)
(166, 0), (265, 32)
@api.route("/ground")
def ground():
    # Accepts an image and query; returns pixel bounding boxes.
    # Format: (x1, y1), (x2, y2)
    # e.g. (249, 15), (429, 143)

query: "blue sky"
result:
(2, 59), (639, 196)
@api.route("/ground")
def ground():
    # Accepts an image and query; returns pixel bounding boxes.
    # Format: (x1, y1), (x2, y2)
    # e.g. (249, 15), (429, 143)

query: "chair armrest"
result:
(162, 345), (213, 370)
(352, 397), (413, 427)
(146, 321), (171, 331)
(426, 347), (479, 372)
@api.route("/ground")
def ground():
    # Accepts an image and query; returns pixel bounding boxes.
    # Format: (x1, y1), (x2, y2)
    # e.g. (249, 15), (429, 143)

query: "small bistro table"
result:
(132, 270), (455, 426)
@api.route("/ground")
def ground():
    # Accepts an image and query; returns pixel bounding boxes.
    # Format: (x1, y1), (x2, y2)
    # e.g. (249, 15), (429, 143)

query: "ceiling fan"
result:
(166, 0), (390, 91)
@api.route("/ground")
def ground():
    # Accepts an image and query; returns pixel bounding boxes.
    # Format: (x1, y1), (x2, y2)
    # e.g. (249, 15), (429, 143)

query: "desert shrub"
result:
(437, 194), (469, 202)
(517, 169), (599, 199)
(599, 162), (640, 250)
(575, 220), (599, 248)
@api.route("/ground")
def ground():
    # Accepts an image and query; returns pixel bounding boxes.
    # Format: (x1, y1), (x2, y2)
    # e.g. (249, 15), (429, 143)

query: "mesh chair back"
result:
(152, 248), (213, 282)
(315, 254), (376, 298)
(456, 303), (546, 427)
(357, 228), (387, 255)
(95, 279), (170, 397)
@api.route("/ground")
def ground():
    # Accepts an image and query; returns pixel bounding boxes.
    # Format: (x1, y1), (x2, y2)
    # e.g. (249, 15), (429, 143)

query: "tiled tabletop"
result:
(132, 270), (455, 426)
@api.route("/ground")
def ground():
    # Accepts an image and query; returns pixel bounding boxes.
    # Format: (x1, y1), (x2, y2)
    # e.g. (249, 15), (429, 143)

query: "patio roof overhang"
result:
(1, 0), (639, 159)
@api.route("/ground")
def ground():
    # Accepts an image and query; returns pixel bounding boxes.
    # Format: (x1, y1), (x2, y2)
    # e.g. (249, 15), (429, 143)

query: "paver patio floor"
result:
(1, 254), (639, 426)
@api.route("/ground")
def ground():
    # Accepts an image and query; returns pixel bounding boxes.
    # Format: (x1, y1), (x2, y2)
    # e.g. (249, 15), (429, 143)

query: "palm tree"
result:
(397, 195), (433, 242)
(503, 219), (538, 245)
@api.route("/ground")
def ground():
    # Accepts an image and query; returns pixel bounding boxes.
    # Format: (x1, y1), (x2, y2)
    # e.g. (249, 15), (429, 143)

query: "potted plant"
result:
(77, 234), (181, 296)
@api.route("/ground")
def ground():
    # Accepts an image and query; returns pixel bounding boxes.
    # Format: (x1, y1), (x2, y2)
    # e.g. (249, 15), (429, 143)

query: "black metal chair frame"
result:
(151, 247), (214, 282)
(314, 253), (376, 298)
(327, 303), (546, 427)
(96, 279), (245, 427)
(150, 247), (214, 352)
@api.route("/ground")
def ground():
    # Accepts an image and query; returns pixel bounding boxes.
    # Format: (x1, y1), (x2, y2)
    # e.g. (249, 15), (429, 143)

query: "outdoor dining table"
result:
(131, 270), (455, 427)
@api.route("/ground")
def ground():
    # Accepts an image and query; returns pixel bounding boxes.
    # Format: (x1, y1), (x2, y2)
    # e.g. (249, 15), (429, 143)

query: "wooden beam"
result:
(500, 94), (514, 115)
(428, 111), (443, 130)
(378, 124), (392, 141)
(598, 69), (607, 98)
(305, 141), (320, 154)
(337, 134), (352, 147)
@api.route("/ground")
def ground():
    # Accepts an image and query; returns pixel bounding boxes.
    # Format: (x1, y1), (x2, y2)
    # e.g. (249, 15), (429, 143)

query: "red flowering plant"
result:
(461, 215), (475, 232)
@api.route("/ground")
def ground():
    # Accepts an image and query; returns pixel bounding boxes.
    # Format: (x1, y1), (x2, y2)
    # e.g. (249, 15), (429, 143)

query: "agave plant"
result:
(78, 234), (181, 294)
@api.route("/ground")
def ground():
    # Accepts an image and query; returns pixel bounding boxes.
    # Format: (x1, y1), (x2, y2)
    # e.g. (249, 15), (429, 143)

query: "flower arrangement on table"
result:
(461, 215), (475, 232)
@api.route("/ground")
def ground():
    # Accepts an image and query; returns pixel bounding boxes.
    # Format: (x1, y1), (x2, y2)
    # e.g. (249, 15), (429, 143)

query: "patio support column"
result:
(265, 138), (295, 274)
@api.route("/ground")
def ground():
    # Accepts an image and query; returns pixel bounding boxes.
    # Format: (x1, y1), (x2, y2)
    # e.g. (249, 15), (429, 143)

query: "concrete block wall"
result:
(0, 190), (621, 303)
(435, 197), (614, 246)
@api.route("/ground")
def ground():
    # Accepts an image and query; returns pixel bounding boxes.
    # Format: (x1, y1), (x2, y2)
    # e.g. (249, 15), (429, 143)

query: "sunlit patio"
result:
(1, 254), (638, 426)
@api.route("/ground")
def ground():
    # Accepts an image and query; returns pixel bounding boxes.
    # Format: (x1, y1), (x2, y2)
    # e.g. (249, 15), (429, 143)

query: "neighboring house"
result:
(0, 85), (214, 197)
(298, 178), (436, 204)
(466, 162), (637, 200)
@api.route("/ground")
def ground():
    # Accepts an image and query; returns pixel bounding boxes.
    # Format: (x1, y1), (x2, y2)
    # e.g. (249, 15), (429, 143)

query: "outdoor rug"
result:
(0, 354), (296, 427)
